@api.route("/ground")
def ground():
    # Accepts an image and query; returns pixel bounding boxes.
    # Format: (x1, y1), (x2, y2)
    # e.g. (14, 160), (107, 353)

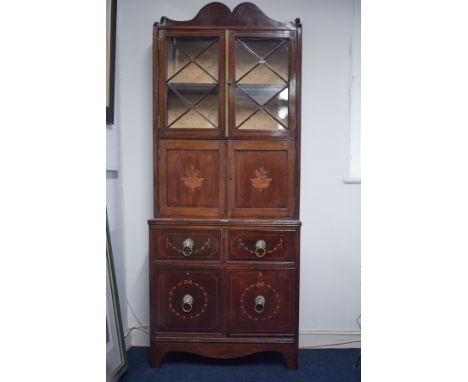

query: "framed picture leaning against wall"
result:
(106, 0), (117, 124)
(106, 213), (127, 379)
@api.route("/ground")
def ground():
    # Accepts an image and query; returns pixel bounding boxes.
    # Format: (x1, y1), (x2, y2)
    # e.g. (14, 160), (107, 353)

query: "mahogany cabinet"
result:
(149, 2), (302, 369)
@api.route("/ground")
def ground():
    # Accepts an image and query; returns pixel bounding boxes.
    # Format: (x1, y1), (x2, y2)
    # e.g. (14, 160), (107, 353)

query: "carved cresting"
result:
(157, 2), (299, 29)
(181, 165), (205, 191)
(250, 166), (272, 191)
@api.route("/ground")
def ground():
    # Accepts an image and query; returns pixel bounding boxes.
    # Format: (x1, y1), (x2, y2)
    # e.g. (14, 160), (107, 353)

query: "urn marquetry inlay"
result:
(181, 165), (205, 191)
(250, 166), (272, 191)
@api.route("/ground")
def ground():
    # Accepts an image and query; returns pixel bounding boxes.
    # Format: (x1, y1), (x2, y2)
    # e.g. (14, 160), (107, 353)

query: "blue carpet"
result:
(120, 347), (361, 382)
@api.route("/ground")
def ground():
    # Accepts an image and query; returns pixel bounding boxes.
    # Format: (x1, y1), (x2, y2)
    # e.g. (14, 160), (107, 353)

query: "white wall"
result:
(114, 0), (360, 347)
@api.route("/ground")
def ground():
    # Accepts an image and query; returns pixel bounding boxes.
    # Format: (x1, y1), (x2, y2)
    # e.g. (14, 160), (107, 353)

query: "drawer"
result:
(227, 230), (296, 262)
(151, 229), (221, 261)
(227, 269), (295, 335)
(154, 267), (221, 332)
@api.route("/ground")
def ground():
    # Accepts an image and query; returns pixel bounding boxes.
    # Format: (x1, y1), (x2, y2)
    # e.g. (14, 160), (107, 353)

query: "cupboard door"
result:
(154, 267), (222, 333)
(227, 269), (295, 335)
(158, 30), (226, 138)
(158, 140), (225, 218)
(228, 31), (297, 138)
(227, 140), (296, 218)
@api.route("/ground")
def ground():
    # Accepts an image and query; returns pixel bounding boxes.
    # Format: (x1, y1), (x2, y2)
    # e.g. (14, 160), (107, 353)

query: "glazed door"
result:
(158, 30), (226, 138)
(228, 30), (297, 138)
(227, 140), (296, 218)
(158, 140), (226, 218)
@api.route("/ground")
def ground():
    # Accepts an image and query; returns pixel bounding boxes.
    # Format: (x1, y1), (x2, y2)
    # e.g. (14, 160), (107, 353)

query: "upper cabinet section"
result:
(154, 3), (301, 140)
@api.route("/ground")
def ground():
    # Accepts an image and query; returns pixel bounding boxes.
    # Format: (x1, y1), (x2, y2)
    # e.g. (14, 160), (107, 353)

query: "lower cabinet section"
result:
(149, 219), (300, 368)
(227, 269), (295, 335)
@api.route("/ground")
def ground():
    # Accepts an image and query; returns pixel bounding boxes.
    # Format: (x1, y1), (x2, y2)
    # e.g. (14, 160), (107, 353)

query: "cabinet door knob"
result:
(182, 238), (194, 256)
(254, 295), (266, 313)
(182, 294), (193, 312)
(255, 240), (266, 258)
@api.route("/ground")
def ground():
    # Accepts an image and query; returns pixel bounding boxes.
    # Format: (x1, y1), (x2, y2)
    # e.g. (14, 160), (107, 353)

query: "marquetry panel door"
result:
(227, 140), (297, 218)
(158, 139), (226, 218)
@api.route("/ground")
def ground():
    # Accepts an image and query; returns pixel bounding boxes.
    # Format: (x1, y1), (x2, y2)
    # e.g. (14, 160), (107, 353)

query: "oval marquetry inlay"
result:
(168, 279), (208, 320)
(240, 281), (280, 321)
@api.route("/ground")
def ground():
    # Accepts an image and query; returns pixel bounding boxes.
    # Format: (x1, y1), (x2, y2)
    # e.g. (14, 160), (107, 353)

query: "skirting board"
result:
(299, 330), (360, 349)
(130, 330), (360, 349)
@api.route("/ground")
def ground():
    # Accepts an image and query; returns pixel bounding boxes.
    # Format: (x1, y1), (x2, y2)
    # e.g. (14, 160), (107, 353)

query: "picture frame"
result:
(107, 0), (117, 124)
(106, 213), (127, 379)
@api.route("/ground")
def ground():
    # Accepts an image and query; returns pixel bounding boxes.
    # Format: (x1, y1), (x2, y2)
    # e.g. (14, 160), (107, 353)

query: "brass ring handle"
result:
(255, 240), (266, 258)
(254, 295), (265, 314)
(182, 294), (193, 313)
(182, 238), (194, 257)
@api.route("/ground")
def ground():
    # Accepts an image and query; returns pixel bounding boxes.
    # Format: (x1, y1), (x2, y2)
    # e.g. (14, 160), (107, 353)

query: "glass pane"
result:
(169, 63), (216, 84)
(238, 110), (286, 131)
(235, 37), (289, 131)
(166, 49), (190, 79)
(175, 38), (214, 60)
(266, 42), (289, 81)
(237, 84), (285, 106)
(167, 85), (218, 129)
(235, 88), (258, 127)
(166, 37), (219, 129)
(235, 41), (259, 80)
(238, 64), (285, 85)
(240, 39), (284, 59)
(170, 110), (215, 129)
(197, 43), (218, 80)
(196, 90), (218, 125)
(167, 87), (190, 125)
(265, 88), (288, 128)
(167, 37), (218, 83)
